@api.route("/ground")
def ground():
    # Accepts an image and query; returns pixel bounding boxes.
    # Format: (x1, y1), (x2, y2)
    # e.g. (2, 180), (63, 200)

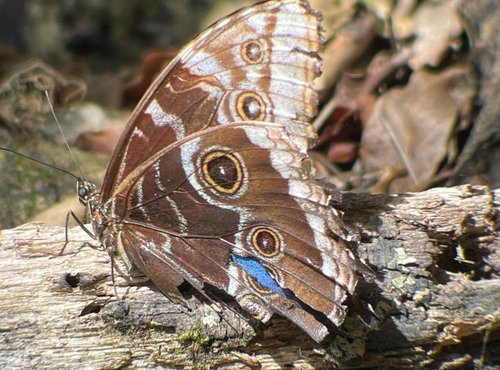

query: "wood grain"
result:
(1, 185), (498, 369)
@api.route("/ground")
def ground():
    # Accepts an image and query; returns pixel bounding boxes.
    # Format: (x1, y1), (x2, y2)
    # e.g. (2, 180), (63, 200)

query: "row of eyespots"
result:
(201, 30), (284, 297)
(238, 39), (267, 121)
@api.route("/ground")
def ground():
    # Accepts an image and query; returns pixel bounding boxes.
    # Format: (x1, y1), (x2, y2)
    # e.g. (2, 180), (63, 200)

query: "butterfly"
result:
(76, 0), (366, 342)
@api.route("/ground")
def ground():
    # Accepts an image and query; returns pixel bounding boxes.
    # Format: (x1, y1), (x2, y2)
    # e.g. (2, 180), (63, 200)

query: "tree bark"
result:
(0, 185), (498, 369)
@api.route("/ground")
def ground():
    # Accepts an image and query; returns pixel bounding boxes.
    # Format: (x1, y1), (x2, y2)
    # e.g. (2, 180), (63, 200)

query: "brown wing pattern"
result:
(113, 123), (359, 342)
(95, 0), (363, 343)
(101, 0), (322, 200)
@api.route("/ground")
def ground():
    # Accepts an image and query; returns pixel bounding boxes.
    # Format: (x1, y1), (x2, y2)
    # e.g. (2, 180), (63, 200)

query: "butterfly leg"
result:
(58, 209), (97, 256)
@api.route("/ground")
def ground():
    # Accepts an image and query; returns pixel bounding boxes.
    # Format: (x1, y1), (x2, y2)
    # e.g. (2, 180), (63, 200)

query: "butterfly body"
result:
(80, 0), (363, 342)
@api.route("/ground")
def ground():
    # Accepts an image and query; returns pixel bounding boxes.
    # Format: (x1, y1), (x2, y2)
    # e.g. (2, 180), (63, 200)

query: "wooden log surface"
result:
(0, 185), (498, 369)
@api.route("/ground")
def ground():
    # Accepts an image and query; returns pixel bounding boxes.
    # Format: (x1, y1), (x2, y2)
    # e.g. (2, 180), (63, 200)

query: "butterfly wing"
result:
(97, 0), (360, 342)
(112, 123), (359, 342)
(101, 0), (322, 199)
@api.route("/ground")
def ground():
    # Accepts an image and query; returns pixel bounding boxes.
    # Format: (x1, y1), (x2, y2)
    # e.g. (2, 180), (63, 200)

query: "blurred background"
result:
(0, 0), (498, 228)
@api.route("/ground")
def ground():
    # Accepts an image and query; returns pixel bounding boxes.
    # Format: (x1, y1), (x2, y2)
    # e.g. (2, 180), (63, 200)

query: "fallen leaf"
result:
(122, 50), (176, 107)
(315, 10), (378, 90)
(408, 0), (463, 69)
(359, 65), (475, 192)
(391, 0), (417, 40)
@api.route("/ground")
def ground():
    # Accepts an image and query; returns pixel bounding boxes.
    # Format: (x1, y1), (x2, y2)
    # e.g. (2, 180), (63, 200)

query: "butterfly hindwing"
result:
(110, 123), (358, 342)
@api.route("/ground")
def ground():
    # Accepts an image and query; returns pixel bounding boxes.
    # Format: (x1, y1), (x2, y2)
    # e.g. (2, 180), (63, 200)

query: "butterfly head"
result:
(76, 178), (110, 237)
(76, 179), (98, 207)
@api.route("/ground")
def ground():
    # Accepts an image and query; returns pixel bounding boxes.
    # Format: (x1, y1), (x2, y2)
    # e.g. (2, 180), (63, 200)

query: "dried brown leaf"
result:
(408, 0), (463, 69)
(315, 11), (378, 90)
(359, 65), (475, 192)
(311, 0), (357, 39)
(362, 0), (394, 22)
(122, 51), (176, 107)
(391, 0), (417, 39)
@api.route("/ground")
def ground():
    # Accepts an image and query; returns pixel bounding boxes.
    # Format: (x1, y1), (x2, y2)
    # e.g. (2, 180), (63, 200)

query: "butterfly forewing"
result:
(100, 0), (323, 200)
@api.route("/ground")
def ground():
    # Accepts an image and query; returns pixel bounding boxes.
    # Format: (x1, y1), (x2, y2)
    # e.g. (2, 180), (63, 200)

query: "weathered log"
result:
(0, 185), (498, 369)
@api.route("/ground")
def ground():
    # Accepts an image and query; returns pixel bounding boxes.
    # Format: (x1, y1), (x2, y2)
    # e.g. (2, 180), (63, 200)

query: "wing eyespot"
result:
(236, 92), (266, 121)
(201, 150), (244, 194)
(250, 227), (282, 258)
(241, 39), (265, 64)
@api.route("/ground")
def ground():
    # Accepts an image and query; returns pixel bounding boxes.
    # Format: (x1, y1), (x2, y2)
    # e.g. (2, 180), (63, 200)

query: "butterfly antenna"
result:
(0, 147), (79, 180)
(45, 90), (86, 180)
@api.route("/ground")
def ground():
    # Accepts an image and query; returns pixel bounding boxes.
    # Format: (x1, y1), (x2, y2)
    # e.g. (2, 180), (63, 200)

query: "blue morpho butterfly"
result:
(65, 0), (368, 342)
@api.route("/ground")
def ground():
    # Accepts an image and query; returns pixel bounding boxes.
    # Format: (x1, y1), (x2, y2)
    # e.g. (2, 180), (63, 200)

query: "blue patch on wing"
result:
(231, 254), (285, 296)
